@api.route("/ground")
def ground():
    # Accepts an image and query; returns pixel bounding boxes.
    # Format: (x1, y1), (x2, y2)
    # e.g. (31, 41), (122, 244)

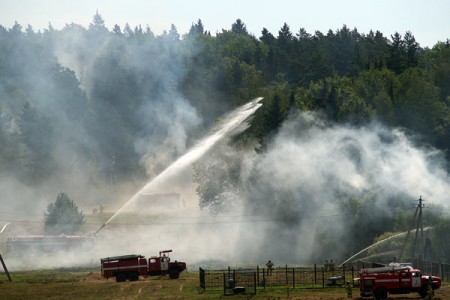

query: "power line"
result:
(0, 213), (348, 226)
(0, 211), (42, 216)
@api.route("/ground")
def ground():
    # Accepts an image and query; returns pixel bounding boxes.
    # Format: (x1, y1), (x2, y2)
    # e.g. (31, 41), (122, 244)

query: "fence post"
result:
(445, 265), (449, 281)
(257, 265), (259, 286)
(263, 269), (266, 289)
(446, 264), (448, 282)
(322, 266), (325, 288)
(351, 266), (354, 286)
(253, 271), (257, 295)
(314, 264), (317, 285)
(223, 272), (226, 296)
(199, 267), (205, 291)
(285, 265), (288, 287)
(292, 268), (295, 289)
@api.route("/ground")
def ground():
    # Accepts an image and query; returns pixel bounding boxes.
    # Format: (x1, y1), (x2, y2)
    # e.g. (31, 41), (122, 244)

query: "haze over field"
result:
(4, 107), (450, 270)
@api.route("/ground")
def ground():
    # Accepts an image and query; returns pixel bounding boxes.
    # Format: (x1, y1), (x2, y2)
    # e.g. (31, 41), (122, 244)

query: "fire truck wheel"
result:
(128, 272), (139, 281)
(419, 287), (428, 298)
(115, 273), (127, 282)
(169, 268), (180, 279)
(374, 288), (388, 300)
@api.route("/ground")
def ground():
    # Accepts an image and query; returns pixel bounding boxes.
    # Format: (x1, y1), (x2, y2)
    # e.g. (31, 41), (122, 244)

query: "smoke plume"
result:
(76, 110), (450, 269)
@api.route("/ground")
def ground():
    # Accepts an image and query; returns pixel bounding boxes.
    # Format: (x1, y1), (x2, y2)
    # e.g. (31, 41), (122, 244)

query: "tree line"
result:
(1, 14), (449, 184)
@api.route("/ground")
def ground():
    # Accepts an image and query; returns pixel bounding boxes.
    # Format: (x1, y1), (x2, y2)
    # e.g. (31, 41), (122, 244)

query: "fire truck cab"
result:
(147, 250), (179, 278)
(359, 263), (441, 299)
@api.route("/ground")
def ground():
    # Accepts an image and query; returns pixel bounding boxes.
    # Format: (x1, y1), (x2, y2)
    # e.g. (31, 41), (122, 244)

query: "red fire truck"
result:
(359, 263), (441, 299)
(100, 249), (186, 282)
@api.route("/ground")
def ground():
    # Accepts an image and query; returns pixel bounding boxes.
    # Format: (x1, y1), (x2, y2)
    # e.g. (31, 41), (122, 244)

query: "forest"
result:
(1, 12), (450, 263)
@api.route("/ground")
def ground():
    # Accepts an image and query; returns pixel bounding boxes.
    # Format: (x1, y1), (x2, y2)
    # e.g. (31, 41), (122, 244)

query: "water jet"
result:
(96, 98), (263, 234)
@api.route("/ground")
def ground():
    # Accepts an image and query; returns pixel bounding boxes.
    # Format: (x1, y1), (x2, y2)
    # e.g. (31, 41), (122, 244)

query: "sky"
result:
(1, 0), (449, 48)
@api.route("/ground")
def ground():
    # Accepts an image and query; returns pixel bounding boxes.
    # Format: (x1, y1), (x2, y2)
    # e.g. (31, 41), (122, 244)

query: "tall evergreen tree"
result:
(388, 32), (407, 74)
(89, 10), (108, 32)
(168, 24), (180, 40)
(404, 31), (420, 68)
(188, 19), (205, 36)
(231, 19), (248, 35)
(44, 192), (85, 234)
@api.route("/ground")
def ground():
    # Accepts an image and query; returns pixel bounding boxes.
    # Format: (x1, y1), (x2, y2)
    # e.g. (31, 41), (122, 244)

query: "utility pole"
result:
(0, 254), (12, 282)
(412, 196), (425, 259)
(398, 196), (425, 261)
(0, 222), (12, 282)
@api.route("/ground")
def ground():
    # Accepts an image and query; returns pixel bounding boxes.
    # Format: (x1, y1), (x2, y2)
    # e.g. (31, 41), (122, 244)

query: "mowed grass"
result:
(1, 269), (449, 300)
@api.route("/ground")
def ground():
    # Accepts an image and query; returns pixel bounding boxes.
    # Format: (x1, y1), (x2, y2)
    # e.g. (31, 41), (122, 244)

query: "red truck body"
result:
(101, 250), (186, 282)
(359, 263), (441, 299)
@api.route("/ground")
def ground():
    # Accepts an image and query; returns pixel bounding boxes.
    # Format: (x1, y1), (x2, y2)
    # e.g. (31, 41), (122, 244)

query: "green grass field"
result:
(1, 268), (449, 300)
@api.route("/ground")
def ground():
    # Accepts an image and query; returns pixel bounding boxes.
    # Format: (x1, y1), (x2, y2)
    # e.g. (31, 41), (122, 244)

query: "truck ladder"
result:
(360, 265), (411, 274)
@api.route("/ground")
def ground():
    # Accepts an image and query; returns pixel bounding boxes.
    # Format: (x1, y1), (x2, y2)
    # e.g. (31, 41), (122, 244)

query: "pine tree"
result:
(44, 192), (85, 234)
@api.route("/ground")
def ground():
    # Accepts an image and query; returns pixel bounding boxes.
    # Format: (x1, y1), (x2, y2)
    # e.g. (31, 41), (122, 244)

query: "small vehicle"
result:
(326, 275), (345, 287)
(101, 249), (187, 282)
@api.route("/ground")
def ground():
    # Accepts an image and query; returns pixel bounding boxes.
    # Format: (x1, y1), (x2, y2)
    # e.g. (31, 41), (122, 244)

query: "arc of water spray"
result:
(95, 98), (263, 234)
(0, 222), (11, 234)
(338, 227), (431, 267)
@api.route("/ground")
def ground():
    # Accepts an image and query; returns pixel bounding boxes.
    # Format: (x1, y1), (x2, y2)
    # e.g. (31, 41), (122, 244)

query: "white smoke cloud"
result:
(3, 20), (450, 270)
(0, 22), (209, 271)
(254, 111), (450, 206)
(50, 23), (205, 181)
(92, 110), (450, 267)
(232, 111), (450, 262)
(4, 107), (450, 271)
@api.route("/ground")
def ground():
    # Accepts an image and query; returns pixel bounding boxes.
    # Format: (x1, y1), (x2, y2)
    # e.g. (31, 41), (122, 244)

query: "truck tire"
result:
(169, 268), (180, 279)
(374, 288), (388, 300)
(115, 272), (126, 282)
(128, 272), (139, 281)
(419, 287), (428, 298)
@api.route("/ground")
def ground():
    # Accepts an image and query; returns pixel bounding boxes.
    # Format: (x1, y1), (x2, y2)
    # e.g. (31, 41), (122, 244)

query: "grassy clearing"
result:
(7, 268), (93, 283)
(1, 269), (449, 300)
